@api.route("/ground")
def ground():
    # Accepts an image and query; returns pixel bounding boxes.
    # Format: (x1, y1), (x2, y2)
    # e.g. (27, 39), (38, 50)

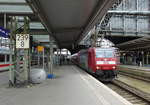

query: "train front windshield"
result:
(95, 49), (114, 58)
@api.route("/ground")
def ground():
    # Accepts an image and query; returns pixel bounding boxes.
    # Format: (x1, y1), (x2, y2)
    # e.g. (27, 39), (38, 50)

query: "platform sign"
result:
(16, 34), (29, 49)
(37, 46), (44, 52)
(0, 26), (10, 38)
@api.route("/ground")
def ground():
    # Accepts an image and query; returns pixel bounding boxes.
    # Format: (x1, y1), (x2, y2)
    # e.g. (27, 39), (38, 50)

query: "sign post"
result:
(14, 17), (30, 86)
(15, 33), (30, 84)
(37, 46), (44, 69)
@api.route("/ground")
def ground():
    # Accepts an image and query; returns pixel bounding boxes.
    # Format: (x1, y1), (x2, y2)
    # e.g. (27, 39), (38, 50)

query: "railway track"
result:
(106, 81), (150, 105)
(119, 71), (150, 82)
(75, 65), (150, 105)
(103, 68), (150, 105)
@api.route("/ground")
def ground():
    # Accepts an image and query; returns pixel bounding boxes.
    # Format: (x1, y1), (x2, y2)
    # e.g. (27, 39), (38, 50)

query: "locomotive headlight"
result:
(108, 61), (116, 64)
(97, 61), (104, 64)
(112, 66), (116, 69)
(96, 67), (100, 69)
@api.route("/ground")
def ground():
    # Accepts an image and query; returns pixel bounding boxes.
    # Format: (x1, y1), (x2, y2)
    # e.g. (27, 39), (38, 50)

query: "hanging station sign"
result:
(0, 27), (10, 38)
(16, 34), (29, 49)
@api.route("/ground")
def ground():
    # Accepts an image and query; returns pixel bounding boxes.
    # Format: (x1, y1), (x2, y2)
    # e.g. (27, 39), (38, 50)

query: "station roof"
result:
(116, 36), (150, 51)
(0, 0), (44, 35)
(0, 0), (52, 49)
(0, 0), (32, 14)
(26, 0), (116, 49)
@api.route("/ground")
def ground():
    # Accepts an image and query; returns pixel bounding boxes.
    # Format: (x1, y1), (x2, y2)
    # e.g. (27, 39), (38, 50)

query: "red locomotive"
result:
(71, 47), (118, 81)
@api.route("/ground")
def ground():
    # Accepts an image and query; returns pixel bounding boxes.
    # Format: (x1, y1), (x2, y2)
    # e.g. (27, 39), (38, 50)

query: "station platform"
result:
(0, 65), (132, 105)
(118, 65), (150, 79)
(119, 65), (150, 71)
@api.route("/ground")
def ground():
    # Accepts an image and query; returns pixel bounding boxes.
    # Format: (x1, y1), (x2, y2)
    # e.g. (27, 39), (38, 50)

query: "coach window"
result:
(7, 55), (9, 62)
(0, 54), (5, 62)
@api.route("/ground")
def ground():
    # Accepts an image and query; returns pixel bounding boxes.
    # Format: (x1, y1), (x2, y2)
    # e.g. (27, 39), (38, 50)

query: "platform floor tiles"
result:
(0, 65), (132, 105)
(0, 66), (100, 105)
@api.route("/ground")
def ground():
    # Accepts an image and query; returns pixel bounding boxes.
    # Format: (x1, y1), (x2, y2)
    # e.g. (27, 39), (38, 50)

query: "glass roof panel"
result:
(0, 0), (26, 3)
(0, 5), (32, 13)
(30, 23), (45, 29)
(32, 35), (49, 42)
(18, 22), (45, 29)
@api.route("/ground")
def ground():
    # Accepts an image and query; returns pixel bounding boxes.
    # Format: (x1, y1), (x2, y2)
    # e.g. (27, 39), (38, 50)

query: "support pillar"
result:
(43, 47), (45, 69)
(133, 52), (137, 65)
(9, 16), (16, 86)
(60, 49), (62, 65)
(123, 53), (126, 64)
(146, 52), (149, 65)
(57, 49), (59, 65)
(9, 16), (30, 87)
(4, 13), (6, 28)
(142, 51), (144, 66)
(49, 35), (53, 74)
(38, 51), (40, 65)
(3, 13), (7, 46)
(22, 17), (30, 83)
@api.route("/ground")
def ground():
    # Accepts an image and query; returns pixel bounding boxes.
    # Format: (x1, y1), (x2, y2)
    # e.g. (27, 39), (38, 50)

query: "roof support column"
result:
(146, 52), (149, 65)
(4, 13), (6, 28)
(141, 51), (144, 66)
(48, 35), (53, 75)
(133, 52), (137, 65)
(9, 16), (31, 87)
(56, 49), (60, 66)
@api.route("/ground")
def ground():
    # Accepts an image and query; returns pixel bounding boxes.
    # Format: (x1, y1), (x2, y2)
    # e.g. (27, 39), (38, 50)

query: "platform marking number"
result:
(16, 34), (29, 49)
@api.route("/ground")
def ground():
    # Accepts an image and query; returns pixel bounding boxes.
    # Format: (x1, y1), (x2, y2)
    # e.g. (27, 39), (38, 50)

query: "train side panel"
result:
(88, 48), (96, 73)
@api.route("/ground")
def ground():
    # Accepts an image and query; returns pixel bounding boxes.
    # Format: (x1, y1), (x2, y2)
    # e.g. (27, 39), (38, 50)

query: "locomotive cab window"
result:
(95, 50), (105, 58)
(105, 50), (114, 58)
(96, 49), (114, 58)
